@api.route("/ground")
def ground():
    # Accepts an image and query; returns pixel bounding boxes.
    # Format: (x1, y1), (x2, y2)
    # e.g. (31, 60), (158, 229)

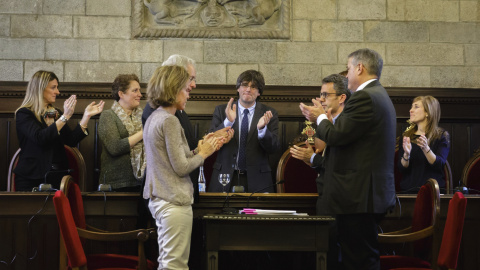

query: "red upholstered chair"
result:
(7, 148), (21, 191)
(379, 178), (440, 270)
(276, 141), (318, 193)
(64, 145), (87, 191)
(8, 146), (85, 191)
(53, 189), (156, 270)
(384, 192), (467, 270)
(461, 147), (480, 194)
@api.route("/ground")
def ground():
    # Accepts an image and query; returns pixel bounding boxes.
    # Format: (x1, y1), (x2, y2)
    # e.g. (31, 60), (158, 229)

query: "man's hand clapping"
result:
(299, 99), (326, 122)
(225, 98), (237, 122)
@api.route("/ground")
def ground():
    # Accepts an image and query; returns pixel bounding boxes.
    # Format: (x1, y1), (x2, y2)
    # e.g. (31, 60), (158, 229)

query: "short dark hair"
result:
(322, 74), (351, 103)
(111, 74), (140, 101)
(236, 70), (265, 98)
(348, 48), (383, 79)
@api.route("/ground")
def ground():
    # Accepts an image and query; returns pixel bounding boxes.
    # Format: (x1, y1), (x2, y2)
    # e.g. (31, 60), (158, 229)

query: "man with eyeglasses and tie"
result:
(291, 73), (351, 213)
(207, 70), (279, 193)
(290, 73), (350, 270)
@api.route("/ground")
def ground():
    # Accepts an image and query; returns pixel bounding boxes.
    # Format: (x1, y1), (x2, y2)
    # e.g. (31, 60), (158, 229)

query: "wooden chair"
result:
(7, 148), (21, 191)
(276, 141), (318, 193)
(461, 147), (480, 194)
(53, 189), (156, 270)
(443, 160), (453, 194)
(64, 145), (87, 191)
(7, 146), (86, 191)
(379, 178), (441, 270)
(383, 192), (467, 270)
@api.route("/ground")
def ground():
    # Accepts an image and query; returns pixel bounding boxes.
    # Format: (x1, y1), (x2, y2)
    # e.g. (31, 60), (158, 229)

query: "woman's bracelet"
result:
(402, 156), (410, 161)
(79, 123), (87, 129)
(59, 115), (68, 123)
(425, 148), (431, 154)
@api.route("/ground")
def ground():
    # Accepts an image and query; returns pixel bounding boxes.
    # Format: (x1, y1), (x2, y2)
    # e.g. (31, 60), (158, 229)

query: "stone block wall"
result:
(0, 0), (479, 88)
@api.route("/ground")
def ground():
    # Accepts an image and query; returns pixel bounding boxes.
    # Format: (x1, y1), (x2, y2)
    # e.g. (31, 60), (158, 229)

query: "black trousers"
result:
(336, 213), (385, 270)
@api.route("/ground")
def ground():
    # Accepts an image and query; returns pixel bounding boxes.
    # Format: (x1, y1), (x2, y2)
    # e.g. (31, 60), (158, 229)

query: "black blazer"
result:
(207, 101), (280, 192)
(317, 81), (397, 215)
(14, 107), (87, 179)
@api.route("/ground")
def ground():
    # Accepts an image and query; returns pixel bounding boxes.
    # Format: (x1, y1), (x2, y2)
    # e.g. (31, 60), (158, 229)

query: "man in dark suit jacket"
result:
(208, 70), (279, 193)
(291, 73), (350, 214)
(291, 73), (350, 270)
(300, 49), (396, 270)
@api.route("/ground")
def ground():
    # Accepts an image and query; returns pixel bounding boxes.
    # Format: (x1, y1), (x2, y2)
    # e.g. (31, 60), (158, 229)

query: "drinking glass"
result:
(218, 174), (230, 193)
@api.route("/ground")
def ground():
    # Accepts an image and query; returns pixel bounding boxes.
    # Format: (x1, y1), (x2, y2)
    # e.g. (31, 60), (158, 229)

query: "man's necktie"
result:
(238, 109), (249, 171)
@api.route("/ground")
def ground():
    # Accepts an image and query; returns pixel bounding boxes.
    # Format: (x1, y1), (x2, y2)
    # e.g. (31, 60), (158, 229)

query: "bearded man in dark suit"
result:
(300, 48), (396, 270)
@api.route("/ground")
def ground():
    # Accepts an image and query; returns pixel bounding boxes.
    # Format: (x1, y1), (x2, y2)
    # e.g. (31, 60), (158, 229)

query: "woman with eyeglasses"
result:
(14, 70), (104, 191)
(398, 95), (450, 193)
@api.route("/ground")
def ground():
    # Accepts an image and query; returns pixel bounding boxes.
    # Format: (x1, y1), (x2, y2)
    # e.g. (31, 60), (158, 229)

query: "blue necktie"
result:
(238, 109), (249, 171)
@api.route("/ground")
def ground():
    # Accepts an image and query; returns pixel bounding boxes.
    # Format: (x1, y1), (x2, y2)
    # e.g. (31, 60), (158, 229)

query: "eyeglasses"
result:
(319, 92), (340, 99)
(188, 76), (196, 83)
(240, 82), (258, 91)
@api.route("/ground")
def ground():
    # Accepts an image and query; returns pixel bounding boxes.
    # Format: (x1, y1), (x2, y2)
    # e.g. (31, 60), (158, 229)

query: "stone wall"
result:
(0, 0), (479, 88)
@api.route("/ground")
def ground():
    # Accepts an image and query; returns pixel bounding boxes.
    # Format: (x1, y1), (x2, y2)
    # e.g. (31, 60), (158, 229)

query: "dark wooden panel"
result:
(1, 193), (480, 270)
(1, 82), (479, 192)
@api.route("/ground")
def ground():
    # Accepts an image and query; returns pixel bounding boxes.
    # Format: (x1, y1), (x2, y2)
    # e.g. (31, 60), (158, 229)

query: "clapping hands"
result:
(84, 100), (105, 118)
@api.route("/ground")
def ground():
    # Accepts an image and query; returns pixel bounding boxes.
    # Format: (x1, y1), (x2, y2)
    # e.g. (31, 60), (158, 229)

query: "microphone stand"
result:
(97, 170), (112, 192)
(221, 191), (238, 214)
(231, 154), (244, 193)
(38, 169), (72, 192)
(246, 180), (284, 208)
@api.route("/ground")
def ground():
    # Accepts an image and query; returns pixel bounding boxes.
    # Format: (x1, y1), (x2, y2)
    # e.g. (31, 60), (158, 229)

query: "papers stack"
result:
(240, 208), (308, 216)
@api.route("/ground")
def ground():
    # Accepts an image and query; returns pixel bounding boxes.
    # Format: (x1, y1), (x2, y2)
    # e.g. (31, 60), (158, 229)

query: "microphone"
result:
(97, 170), (112, 192)
(246, 179), (285, 207)
(39, 169), (73, 192)
(231, 154), (244, 193)
(453, 185), (469, 194)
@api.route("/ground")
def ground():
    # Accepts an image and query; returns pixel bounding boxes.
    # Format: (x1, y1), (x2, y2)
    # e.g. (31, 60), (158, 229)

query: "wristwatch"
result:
(59, 115), (68, 123)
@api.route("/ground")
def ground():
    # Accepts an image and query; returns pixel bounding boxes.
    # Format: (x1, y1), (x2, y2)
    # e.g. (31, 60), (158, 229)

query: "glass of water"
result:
(218, 174), (230, 193)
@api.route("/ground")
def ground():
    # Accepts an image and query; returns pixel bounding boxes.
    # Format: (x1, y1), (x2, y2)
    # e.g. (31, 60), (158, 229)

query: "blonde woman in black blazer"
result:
(14, 70), (104, 191)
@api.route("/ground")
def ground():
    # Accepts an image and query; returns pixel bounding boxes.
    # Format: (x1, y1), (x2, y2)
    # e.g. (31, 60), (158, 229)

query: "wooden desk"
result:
(2, 192), (480, 270)
(203, 214), (334, 270)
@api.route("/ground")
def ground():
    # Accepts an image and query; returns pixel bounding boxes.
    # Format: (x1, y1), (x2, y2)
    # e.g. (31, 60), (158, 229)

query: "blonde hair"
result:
(147, 65), (189, 109)
(403, 96), (445, 144)
(16, 70), (59, 122)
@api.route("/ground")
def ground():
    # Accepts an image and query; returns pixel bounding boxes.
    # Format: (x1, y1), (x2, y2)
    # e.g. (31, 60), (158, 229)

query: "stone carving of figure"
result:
(199, 0), (235, 27)
(144, 0), (205, 25)
(219, 0), (281, 27)
(144, 0), (281, 28)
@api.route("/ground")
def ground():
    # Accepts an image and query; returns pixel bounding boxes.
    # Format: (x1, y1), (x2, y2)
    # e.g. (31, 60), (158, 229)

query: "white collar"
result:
(356, 79), (377, 91)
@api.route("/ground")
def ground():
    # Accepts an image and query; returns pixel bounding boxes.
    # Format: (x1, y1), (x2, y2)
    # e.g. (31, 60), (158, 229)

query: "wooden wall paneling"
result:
(75, 116), (99, 191)
(468, 124), (480, 155)
(449, 123), (468, 189)
(0, 117), (9, 191)
(1, 82), (479, 192)
(0, 194), (59, 270)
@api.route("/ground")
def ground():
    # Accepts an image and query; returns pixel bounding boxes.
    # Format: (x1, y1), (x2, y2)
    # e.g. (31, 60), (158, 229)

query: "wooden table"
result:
(203, 214), (334, 270)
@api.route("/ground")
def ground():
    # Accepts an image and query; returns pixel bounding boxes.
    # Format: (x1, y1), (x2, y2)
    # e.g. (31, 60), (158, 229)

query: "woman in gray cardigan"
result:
(143, 65), (220, 270)
(98, 74), (145, 191)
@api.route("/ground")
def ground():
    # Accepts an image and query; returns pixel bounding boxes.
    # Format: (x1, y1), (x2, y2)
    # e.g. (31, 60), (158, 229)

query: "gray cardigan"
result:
(98, 109), (140, 189)
(143, 107), (203, 206)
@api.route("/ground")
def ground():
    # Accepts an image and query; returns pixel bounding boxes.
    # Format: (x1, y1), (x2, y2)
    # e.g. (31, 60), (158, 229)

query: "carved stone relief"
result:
(133, 0), (290, 39)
